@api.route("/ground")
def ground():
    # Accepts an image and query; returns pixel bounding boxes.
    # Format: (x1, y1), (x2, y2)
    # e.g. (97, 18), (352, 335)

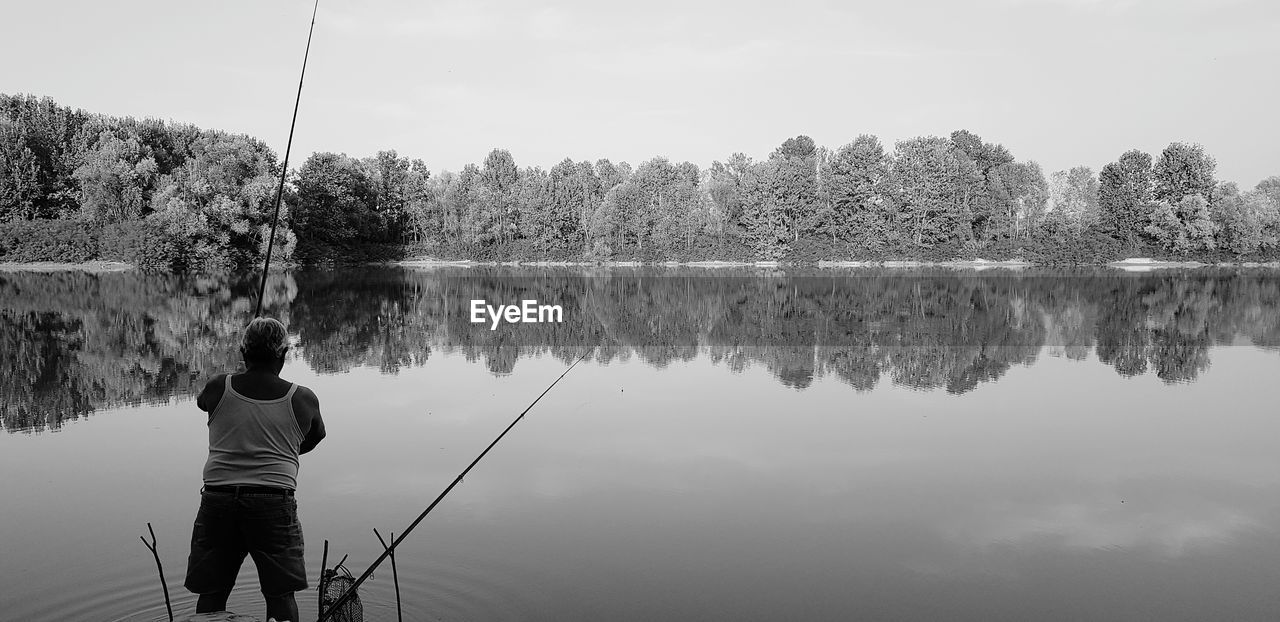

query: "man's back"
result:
(203, 374), (305, 489)
(198, 373), (325, 457)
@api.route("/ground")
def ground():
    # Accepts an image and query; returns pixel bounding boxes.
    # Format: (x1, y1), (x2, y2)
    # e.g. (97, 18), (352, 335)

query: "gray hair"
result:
(241, 317), (289, 361)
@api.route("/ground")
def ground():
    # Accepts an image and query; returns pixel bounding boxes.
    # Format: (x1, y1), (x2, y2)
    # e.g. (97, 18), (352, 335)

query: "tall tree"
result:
(539, 158), (588, 251)
(770, 135), (820, 241)
(515, 165), (550, 243)
(949, 129), (1012, 240)
(824, 134), (894, 249)
(1153, 142), (1216, 205)
(949, 130), (1013, 174)
(1144, 194), (1217, 253)
(987, 161), (1049, 238)
(479, 148), (520, 245)
(891, 136), (971, 247)
(595, 158), (627, 192)
(654, 175), (710, 254)
(0, 94), (89, 219)
(398, 158), (432, 245)
(365, 149), (425, 242)
(629, 157), (681, 254)
(455, 163), (488, 248)
(1098, 149), (1154, 246)
(73, 130), (159, 223)
(575, 160), (603, 250)
(738, 137), (821, 257)
(147, 132), (281, 269)
(718, 153), (753, 235)
(1211, 182), (1280, 254)
(591, 180), (643, 256)
(421, 170), (459, 241)
(739, 160), (789, 258)
(702, 157), (751, 253)
(1048, 166), (1100, 233)
(1254, 175), (1280, 206)
(0, 120), (47, 221)
(289, 152), (375, 245)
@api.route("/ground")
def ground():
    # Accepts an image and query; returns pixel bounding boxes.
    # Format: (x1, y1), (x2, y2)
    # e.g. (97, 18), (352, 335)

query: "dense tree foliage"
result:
(1048, 166), (1100, 233)
(1211, 181), (1280, 255)
(1145, 194), (1217, 253)
(3, 93), (1279, 269)
(822, 135), (895, 249)
(1098, 149), (1155, 248)
(1154, 142), (1217, 205)
(0, 94), (286, 270)
(892, 136), (970, 247)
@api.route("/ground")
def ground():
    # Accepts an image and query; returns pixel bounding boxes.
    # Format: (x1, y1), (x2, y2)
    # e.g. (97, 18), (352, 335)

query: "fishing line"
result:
(254, 0), (320, 318)
(319, 348), (594, 621)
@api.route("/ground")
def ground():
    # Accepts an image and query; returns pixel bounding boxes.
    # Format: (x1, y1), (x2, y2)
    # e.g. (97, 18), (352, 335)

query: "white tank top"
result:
(202, 377), (304, 489)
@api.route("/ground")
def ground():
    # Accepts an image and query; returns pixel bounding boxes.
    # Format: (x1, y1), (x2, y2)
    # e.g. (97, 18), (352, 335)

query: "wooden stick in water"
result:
(374, 528), (403, 622)
(319, 539), (329, 618)
(140, 522), (174, 622)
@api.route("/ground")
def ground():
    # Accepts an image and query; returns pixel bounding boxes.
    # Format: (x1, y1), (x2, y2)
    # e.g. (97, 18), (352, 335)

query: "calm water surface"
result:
(2, 267), (1280, 621)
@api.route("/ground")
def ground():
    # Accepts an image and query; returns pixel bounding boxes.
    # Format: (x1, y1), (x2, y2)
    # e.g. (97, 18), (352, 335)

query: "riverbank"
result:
(393, 256), (1280, 269)
(2, 257), (1277, 273)
(0, 260), (134, 272)
(394, 258), (1029, 268)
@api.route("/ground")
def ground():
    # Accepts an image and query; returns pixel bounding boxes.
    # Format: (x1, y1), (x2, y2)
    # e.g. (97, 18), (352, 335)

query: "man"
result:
(185, 317), (326, 622)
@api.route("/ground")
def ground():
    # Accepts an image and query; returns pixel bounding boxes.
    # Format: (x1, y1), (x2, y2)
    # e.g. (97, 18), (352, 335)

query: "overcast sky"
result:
(2, 0), (1276, 186)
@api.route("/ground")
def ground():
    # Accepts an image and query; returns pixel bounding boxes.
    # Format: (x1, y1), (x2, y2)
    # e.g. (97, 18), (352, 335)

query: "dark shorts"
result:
(185, 489), (307, 597)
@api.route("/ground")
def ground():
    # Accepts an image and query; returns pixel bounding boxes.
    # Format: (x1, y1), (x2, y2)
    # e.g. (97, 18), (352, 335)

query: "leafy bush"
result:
(99, 218), (238, 273)
(292, 239), (407, 266)
(98, 220), (176, 272)
(0, 219), (99, 262)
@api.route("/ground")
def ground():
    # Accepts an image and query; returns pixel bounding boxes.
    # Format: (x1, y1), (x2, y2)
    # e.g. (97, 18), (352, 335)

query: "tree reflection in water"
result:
(2, 267), (1278, 432)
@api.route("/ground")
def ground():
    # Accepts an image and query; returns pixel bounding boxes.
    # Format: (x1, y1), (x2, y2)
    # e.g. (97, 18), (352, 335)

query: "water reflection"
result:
(2, 267), (1278, 432)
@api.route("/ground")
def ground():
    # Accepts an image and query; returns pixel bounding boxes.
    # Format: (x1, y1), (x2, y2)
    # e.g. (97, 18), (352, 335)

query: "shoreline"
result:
(392, 257), (1280, 269)
(0, 260), (134, 272)
(2, 258), (1278, 273)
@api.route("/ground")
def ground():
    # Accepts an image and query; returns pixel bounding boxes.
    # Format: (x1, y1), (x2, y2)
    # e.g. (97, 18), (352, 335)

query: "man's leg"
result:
(245, 494), (306, 622)
(196, 590), (233, 613)
(186, 492), (245, 613)
(265, 593), (299, 622)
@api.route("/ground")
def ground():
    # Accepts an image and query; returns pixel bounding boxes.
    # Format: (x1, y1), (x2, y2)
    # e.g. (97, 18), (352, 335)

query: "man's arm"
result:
(294, 386), (326, 455)
(196, 374), (227, 413)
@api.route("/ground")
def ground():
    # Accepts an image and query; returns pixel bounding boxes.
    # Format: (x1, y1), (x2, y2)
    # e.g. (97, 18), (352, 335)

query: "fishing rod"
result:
(319, 348), (593, 621)
(139, 5), (320, 620)
(254, 0), (320, 318)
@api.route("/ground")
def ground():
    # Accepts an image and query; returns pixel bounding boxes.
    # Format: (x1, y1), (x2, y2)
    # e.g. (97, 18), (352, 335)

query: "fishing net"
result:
(319, 563), (363, 622)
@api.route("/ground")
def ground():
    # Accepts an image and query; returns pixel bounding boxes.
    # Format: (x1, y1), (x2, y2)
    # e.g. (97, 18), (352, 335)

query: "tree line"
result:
(3, 93), (1280, 270)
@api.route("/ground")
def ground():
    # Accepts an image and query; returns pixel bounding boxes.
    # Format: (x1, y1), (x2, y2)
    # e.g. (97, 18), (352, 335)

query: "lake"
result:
(2, 266), (1280, 621)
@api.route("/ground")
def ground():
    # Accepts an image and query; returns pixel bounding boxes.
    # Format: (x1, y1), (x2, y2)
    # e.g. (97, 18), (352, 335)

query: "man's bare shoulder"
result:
(292, 384), (321, 409)
(197, 374), (228, 412)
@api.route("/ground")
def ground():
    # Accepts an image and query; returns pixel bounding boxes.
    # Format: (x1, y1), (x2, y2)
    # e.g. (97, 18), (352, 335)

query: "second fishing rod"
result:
(318, 347), (594, 621)
(249, 3), (596, 617)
